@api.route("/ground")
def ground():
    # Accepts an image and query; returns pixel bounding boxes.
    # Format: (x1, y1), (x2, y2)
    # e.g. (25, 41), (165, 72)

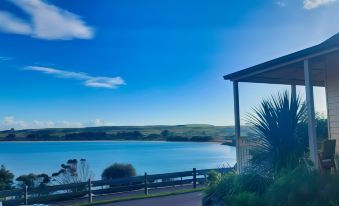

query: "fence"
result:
(0, 167), (231, 206)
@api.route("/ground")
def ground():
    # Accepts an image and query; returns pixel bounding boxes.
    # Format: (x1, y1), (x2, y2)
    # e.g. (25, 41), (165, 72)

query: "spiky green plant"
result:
(246, 91), (308, 177)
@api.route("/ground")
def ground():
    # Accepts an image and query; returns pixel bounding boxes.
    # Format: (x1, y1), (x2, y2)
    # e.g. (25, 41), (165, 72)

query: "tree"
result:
(51, 159), (94, 185)
(161, 130), (170, 137)
(0, 165), (14, 191)
(246, 91), (308, 177)
(101, 163), (136, 180)
(316, 113), (328, 141)
(4, 134), (16, 141)
(16, 173), (50, 189)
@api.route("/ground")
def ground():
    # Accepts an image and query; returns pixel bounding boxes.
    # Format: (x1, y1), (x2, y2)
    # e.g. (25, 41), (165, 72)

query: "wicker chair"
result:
(318, 139), (337, 174)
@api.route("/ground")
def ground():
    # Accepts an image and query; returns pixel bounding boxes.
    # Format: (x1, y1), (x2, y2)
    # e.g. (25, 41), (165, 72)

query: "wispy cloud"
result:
(0, 56), (12, 61)
(0, 11), (32, 34)
(1, 116), (114, 130)
(276, 1), (287, 7)
(0, 0), (93, 40)
(303, 0), (339, 9)
(25, 66), (125, 89)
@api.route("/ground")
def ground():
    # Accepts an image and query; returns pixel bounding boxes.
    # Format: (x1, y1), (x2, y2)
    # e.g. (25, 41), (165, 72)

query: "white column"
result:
(304, 59), (319, 169)
(233, 81), (241, 173)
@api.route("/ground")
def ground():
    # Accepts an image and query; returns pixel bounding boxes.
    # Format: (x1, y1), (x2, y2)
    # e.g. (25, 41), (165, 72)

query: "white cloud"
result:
(25, 66), (125, 89)
(276, 1), (287, 7)
(0, 0), (93, 40)
(0, 56), (12, 61)
(303, 0), (339, 9)
(3, 116), (28, 129)
(0, 11), (32, 34)
(90, 119), (115, 127)
(0, 116), (114, 130)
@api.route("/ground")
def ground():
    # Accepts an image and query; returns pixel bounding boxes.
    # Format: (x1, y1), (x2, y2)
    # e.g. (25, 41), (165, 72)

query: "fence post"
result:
(144, 172), (148, 195)
(88, 179), (92, 203)
(193, 168), (197, 189)
(24, 185), (28, 205)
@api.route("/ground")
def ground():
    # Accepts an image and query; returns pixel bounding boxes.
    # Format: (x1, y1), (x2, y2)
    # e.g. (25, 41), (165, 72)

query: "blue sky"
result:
(0, 0), (338, 130)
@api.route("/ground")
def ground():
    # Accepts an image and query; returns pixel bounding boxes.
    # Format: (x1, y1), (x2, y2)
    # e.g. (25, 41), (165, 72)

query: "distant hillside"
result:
(0, 124), (250, 142)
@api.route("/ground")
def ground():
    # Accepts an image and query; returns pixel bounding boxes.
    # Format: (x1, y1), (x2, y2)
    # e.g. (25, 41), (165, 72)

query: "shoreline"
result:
(0, 139), (231, 145)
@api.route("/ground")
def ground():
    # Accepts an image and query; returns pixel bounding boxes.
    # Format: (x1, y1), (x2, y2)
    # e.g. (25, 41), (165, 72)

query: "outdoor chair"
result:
(318, 139), (337, 174)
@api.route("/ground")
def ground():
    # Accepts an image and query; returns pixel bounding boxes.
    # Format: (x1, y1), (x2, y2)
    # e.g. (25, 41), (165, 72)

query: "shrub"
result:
(265, 167), (339, 206)
(205, 172), (237, 202)
(205, 168), (339, 206)
(16, 173), (50, 189)
(205, 171), (269, 204)
(102, 163), (136, 180)
(229, 192), (264, 206)
(52, 159), (94, 185)
(246, 91), (308, 176)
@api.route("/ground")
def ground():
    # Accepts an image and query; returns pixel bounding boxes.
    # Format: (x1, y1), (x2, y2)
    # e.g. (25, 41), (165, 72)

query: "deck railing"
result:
(0, 167), (231, 206)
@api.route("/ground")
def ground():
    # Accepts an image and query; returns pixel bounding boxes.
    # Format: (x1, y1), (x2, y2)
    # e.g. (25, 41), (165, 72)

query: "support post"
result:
(24, 185), (28, 205)
(233, 81), (241, 173)
(291, 84), (297, 100)
(88, 179), (92, 203)
(304, 59), (319, 169)
(193, 168), (197, 189)
(144, 172), (148, 195)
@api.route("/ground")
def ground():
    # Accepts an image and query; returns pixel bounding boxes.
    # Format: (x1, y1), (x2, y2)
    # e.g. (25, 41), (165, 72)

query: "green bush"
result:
(205, 167), (339, 206)
(229, 192), (264, 206)
(102, 163), (136, 180)
(265, 167), (339, 206)
(205, 171), (270, 205)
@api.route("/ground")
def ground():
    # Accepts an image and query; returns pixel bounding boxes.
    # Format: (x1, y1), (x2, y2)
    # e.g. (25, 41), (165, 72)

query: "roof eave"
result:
(223, 40), (339, 82)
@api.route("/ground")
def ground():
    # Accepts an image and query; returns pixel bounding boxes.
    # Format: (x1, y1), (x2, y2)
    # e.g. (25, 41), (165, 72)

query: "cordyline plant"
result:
(246, 91), (308, 177)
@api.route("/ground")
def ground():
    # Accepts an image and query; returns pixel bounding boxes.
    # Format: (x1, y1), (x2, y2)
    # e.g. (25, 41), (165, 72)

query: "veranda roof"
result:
(223, 33), (339, 86)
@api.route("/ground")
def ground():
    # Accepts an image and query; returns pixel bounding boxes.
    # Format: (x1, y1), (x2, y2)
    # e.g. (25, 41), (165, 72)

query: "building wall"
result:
(326, 56), (339, 154)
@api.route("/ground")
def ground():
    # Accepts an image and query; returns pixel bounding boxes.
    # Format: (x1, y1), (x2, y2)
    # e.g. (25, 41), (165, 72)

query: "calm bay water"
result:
(0, 141), (236, 180)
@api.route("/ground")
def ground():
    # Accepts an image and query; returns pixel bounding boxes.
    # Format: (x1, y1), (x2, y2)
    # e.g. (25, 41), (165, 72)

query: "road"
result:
(101, 192), (203, 206)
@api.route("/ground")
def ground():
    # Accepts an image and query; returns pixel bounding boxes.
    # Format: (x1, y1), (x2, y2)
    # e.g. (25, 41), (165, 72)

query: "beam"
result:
(304, 59), (319, 169)
(237, 77), (325, 87)
(227, 47), (339, 81)
(233, 81), (241, 173)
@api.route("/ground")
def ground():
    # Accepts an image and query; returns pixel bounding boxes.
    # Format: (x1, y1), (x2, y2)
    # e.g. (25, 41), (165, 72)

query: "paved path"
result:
(52, 185), (204, 206)
(101, 192), (203, 206)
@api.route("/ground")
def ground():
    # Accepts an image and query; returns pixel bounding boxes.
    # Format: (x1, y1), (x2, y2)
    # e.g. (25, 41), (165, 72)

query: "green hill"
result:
(0, 124), (249, 142)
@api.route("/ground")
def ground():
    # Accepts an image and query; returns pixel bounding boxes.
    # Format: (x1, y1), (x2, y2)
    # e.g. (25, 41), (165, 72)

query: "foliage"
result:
(0, 124), (239, 142)
(265, 167), (339, 206)
(229, 192), (264, 206)
(101, 163), (136, 180)
(161, 130), (170, 137)
(205, 170), (270, 205)
(316, 113), (328, 141)
(63, 132), (107, 140)
(0, 165), (14, 191)
(246, 91), (308, 176)
(4, 134), (16, 141)
(16, 173), (50, 189)
(205, 167), (339, 206)
(190, 136), (213, 142)
(166, 136), (190, 141)
(51, 159), (94, 185)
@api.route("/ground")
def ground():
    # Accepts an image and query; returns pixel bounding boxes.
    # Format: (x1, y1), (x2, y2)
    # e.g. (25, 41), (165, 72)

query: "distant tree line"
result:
(2, 129), (217, 142)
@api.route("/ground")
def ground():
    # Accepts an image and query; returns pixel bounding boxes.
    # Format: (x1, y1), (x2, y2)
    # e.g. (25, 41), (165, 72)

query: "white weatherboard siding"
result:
(326, 56), (339, 154)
